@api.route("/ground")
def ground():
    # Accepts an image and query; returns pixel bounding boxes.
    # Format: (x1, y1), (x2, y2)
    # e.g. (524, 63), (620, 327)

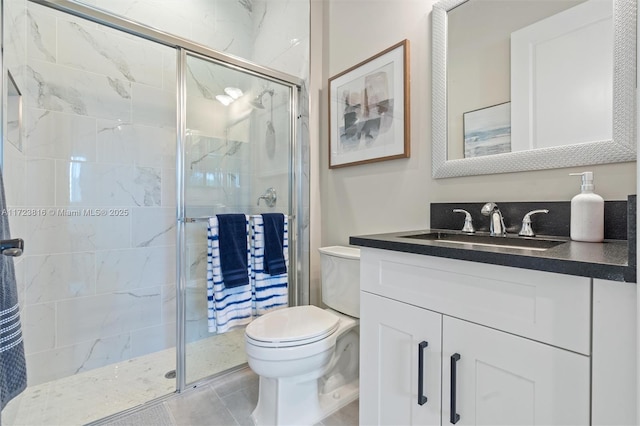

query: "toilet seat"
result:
(246, 305), (340, 348)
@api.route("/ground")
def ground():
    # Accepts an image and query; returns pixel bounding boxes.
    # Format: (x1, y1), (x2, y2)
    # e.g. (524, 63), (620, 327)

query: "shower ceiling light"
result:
(224, 87), (243, 100)
(215, 94), (234, 106)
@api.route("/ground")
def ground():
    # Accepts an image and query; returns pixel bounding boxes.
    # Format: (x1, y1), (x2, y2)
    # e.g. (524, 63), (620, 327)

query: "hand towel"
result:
(217, 214), (250, 288)
(250, 214), (288, 317)
(207, 216), (252, 334)
(0, 168), (26, 411)
(261, 213), (287, 275)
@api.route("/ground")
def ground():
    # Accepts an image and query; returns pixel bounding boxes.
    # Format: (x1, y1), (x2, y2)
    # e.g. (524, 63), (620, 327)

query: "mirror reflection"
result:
(431, 0), (635, 179)
(447, 0), (612, 160)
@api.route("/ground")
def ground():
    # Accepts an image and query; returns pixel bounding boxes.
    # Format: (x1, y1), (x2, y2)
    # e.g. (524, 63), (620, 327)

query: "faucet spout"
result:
(481, 202), (506, 236)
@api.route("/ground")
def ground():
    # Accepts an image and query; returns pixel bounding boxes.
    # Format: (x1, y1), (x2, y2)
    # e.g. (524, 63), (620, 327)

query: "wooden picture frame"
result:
(328, 40), (410, 168)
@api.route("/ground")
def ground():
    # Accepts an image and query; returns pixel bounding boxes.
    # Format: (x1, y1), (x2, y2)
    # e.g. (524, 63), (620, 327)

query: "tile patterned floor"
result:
(3, 328), (247, 426)
(97, 367), (359, 426)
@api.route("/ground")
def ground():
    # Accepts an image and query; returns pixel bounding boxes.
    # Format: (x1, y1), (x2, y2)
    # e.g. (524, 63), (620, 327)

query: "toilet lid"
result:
(245, 305), (339, 346)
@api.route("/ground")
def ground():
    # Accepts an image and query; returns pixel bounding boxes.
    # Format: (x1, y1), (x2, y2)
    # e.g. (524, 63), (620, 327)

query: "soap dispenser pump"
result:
(569, 171), (604, 242)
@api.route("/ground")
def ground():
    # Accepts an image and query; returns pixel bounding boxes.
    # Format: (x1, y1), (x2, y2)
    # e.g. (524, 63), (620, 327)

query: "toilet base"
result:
(250, 376), (359, 426)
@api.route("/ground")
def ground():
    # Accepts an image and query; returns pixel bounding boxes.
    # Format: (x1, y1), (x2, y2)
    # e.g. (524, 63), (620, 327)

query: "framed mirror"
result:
(432, 0), (636, 178)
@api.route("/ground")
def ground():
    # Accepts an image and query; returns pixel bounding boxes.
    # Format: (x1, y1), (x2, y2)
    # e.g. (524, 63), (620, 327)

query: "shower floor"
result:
(2, 328), (246, 426)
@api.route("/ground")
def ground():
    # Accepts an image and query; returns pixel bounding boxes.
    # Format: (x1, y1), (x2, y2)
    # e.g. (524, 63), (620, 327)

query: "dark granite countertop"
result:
(350, 229), (635, 283)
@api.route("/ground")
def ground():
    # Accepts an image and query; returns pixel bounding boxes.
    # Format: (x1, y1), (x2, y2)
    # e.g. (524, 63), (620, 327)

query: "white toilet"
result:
(245, 246), (361, 426)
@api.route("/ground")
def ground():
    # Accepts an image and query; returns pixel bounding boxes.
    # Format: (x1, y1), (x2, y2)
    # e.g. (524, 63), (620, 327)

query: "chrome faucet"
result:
(452, 209), (475, 233)
(257, 187), (277, 207)
(481, 202), (506, 236)
(518, 209), (549, 237)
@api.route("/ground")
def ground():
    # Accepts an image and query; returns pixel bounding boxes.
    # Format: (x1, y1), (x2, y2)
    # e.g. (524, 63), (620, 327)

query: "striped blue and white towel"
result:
(207, 215), (253, 334)
(0, 169), (26, 410)
(250, 214), (289, 317)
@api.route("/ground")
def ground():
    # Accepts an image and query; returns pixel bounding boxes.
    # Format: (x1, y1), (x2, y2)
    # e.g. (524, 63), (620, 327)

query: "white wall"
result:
(316, 0), (636, 258)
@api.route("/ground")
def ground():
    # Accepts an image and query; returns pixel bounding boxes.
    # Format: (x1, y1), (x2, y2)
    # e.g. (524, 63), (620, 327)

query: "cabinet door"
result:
(360, 291), (442, 425)
(442, 316), (590, 426)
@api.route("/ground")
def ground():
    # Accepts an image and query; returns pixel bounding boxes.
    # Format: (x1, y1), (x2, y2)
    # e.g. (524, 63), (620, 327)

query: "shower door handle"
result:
(0, 238), (24, 257)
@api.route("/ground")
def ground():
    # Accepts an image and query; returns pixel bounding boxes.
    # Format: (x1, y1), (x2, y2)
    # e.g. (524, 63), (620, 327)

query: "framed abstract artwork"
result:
(328, 40), (410, 168)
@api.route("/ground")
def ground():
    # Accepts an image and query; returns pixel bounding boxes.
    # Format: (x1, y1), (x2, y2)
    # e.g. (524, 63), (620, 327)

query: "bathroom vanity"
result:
(351, 224), (636, 425)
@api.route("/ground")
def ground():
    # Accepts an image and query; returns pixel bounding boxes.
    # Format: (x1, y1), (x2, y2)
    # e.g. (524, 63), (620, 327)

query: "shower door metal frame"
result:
(26, 0), (306, 394)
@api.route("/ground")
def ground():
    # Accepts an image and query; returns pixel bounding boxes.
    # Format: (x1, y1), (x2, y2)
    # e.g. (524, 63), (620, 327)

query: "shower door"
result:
(179, 51), (296, 386)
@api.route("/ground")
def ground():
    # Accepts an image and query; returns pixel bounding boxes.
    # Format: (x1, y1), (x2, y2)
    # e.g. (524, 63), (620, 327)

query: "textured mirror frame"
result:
(432, 0), (637, 178)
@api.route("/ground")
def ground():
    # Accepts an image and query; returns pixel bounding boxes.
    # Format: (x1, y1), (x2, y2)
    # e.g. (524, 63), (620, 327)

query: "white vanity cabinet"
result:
(359, 247), (636, 426)
(360, 292), (442, 425)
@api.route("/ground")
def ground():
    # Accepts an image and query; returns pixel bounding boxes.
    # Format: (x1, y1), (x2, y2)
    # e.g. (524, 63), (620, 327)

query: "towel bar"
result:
(183, 215), (294, 223)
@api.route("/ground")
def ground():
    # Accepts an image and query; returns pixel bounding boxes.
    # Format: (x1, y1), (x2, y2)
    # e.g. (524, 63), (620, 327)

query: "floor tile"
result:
(93, 367), (359, 426)
(319, 399), (359, 426)
(211, 367), (259, 398)
(165, 385), (239, 426)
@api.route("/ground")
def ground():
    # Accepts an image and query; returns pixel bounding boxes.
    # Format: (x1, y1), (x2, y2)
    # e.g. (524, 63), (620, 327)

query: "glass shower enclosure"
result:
(1, 0), (303, 423)
(178, 51), (298, 388)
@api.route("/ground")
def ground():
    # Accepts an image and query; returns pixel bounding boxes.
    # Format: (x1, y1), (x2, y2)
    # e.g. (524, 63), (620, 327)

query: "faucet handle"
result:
(518, 209), (549, 237)
(453, 209), (475, 233)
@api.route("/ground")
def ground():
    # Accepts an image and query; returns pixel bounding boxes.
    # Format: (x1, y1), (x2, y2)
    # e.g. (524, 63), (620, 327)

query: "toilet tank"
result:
(319, 246), (360, 318)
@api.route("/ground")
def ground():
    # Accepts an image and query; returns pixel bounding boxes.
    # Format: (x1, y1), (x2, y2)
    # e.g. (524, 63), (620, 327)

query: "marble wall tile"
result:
(25, 59), (132, 121)
(161, 284), (176, 325)
(56, 287), (161, 346)
(185, 96), (230, 140)
(25, 333), (132, 385)
(131, 207), (176, 248)
(57, 17), (164, 88)
(187, 243), (208, 283)
(55, 161), (161, 207)
(25, 158), (56, 206)
(4, 0), (29, 97)
(96, 246), (176, 293)
(251, 0), (309, 79)
(162, 168), (177, 208)
(185, 221), (208, 248)
(131, 83), (175, 128)
(96, 120), (176, 169)
(13, 257), (26, 308)
(25, 252), (96, 304)
(185, 281), (210, 344)
(88, 0), (197, 40)
(24, 108), (97, 161)
(130, 323), (176, 358)
(3, 141), (26, 208)
(22, 302), (56, 354)
(23, 214), (131, 255)
(162, 49), (178, 94)
(25, 4), (56, 63)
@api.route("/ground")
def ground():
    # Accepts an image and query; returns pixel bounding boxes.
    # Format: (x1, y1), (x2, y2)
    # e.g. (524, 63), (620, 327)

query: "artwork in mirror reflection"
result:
(463, 102), (511, 158)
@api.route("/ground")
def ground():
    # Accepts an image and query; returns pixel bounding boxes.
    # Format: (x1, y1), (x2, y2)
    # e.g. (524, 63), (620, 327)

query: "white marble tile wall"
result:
(7, 3), (180, 386)
(3, 0), (310, 389)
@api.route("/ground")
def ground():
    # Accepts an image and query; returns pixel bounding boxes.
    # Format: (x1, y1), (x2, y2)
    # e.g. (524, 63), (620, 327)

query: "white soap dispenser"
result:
(569, 171), (604, 242)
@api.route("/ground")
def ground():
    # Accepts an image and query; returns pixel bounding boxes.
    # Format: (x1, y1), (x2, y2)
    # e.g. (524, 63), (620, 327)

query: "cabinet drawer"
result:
(360, 248), (591, 355)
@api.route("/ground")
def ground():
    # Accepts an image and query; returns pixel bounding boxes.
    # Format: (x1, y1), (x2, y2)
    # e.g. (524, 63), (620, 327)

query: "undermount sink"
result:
(401, 231), (566, 251)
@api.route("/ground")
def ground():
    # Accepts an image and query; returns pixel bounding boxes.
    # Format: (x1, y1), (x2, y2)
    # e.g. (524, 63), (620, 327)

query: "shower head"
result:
(250, 88), (274, 109)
